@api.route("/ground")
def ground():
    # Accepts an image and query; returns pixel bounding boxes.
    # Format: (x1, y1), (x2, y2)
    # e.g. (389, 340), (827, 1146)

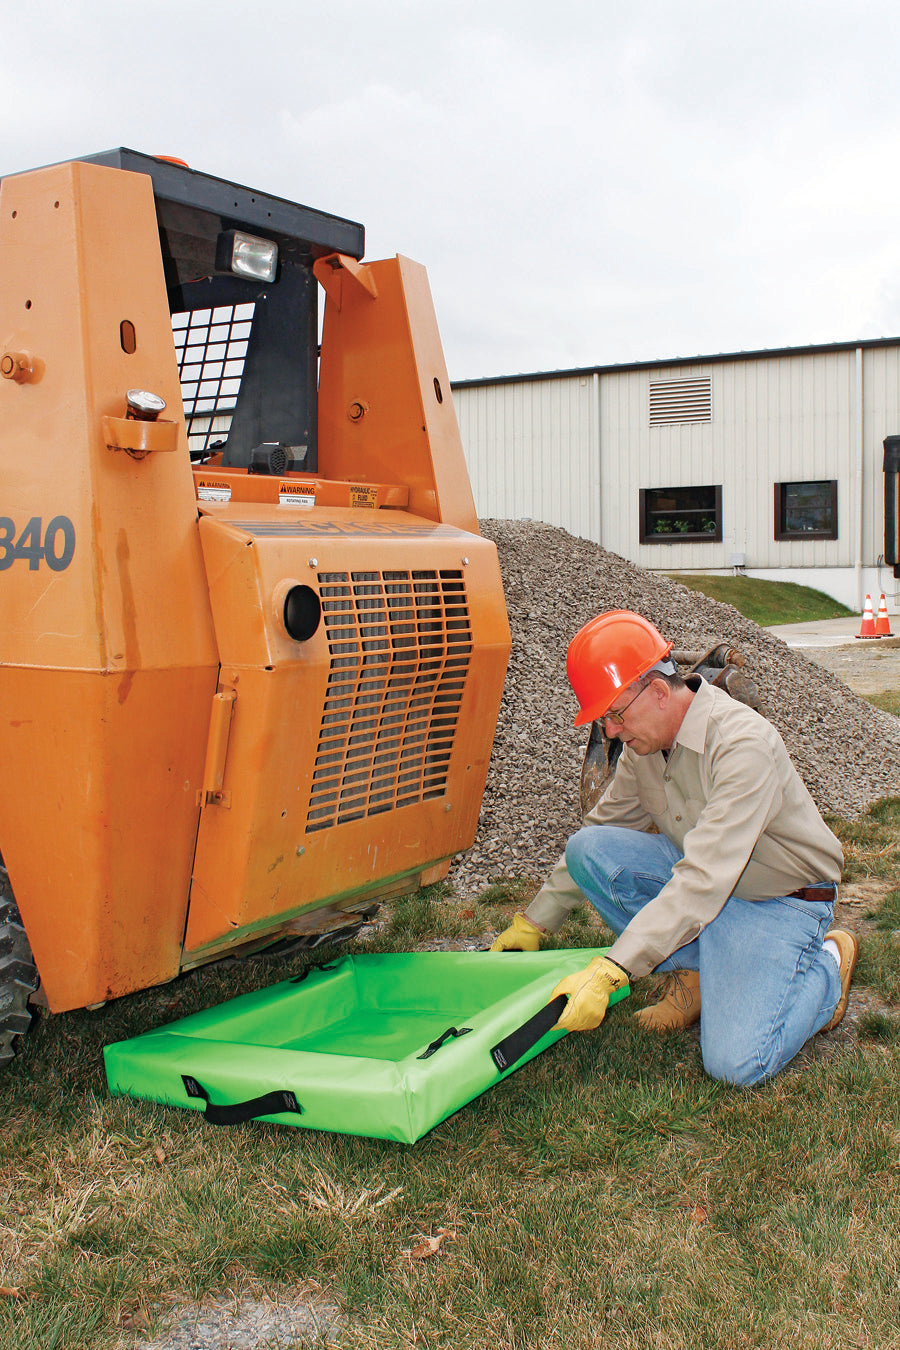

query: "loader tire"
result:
(0, 865), (38, 1068)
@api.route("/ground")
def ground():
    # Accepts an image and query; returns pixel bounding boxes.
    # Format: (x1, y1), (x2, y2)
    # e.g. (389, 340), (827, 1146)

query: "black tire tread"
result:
(0, 866), (38, 1067)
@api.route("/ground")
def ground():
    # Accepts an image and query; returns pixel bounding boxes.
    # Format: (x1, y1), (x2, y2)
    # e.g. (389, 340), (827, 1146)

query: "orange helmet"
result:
(566, 611), (673, 726)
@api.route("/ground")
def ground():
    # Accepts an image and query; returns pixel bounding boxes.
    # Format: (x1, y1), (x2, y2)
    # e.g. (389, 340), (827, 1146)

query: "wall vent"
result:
(306, 569), (471, 831)
(649, 376), (712, 426)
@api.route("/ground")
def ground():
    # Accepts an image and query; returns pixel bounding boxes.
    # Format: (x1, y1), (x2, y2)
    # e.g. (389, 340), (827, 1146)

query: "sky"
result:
(6, 0), (900, 381)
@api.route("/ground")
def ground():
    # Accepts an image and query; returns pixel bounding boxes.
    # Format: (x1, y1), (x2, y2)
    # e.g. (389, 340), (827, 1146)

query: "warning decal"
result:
(279, 480), (316, 508)
(349, 484), (379, 509)
(196, 479), (232, 503)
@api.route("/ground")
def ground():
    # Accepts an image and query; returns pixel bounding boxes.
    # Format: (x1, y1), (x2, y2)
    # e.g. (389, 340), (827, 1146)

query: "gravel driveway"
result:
(800, 636), (900, 695)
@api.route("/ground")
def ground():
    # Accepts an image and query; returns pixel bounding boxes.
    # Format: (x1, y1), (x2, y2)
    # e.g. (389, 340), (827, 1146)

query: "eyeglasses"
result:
(602, 683), (652, 729)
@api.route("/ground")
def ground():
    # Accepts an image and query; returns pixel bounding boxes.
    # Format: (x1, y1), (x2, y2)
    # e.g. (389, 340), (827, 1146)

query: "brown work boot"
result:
(820, 929), (860, 1032)
(635, 969), (701, 1033)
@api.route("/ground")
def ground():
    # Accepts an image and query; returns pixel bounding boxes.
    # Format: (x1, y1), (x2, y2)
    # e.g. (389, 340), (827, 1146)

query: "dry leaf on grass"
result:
(679, 1202), (709, 1224)
(405, 1227), (456, 1260)
(0, 1287), (20, 1299)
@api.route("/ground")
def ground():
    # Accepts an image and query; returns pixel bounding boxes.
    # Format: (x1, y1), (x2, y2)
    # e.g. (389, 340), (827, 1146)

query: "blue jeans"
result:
(565, 825), (842, 1087)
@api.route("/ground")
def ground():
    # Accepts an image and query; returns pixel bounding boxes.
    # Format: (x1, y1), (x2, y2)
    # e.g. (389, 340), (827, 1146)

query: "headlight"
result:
(215, 229), (278, 282)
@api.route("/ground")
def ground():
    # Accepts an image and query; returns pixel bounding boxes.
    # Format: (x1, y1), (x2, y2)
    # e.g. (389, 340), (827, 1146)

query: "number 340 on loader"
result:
(0, 150), (510, 1066)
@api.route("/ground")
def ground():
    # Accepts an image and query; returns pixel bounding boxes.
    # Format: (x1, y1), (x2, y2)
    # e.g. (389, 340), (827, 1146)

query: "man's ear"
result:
(649, 677), (669, 705)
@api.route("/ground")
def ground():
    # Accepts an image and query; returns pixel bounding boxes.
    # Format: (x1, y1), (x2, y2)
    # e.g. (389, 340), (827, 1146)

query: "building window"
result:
(774, 481), (838, 540)
(649, 376), (712, 425)
(640, 485), (722, 544)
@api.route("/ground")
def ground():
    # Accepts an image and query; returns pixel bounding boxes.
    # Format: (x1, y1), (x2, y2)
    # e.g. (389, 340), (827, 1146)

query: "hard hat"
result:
(566, 610), (673, 726)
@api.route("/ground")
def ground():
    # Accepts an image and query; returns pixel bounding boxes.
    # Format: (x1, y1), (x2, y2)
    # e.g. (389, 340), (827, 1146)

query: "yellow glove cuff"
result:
(551, 955), (629, 1032)
(584, 954), (629, 990)
(489, 913), (543, 952)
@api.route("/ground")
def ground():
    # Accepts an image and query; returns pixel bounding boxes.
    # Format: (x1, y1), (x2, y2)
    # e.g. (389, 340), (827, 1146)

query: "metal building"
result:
(452, 338), (900, 614)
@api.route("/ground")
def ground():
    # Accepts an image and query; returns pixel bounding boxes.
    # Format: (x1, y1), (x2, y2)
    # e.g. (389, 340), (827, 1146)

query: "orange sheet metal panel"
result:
(314, 254), (479, 533)
(0, 161), (218, 1010)
(0, 667), (212, 1009)
(184, 505), (509, 958)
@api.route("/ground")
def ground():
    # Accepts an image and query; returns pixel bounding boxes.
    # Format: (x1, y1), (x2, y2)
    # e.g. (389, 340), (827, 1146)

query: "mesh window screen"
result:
(172, 304), (254, 457)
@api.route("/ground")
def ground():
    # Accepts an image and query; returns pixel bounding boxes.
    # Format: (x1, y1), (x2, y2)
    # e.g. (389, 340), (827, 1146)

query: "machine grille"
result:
(171, 304), (253, 456)
(306, 569), (472, 831)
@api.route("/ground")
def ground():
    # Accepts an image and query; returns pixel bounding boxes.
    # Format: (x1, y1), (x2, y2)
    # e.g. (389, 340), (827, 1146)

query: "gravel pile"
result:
(449, 519), (900, 900)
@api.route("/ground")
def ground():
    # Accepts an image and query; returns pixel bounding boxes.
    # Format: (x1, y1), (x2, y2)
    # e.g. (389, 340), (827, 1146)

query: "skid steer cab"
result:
(0, 149), (510, 1065)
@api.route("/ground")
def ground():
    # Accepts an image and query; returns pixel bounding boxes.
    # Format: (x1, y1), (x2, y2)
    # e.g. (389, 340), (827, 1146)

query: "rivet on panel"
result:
(308, 557), (318, 568)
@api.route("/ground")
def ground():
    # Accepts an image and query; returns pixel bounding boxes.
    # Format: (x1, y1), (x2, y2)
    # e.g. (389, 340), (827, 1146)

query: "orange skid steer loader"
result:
(0, 150), (510, 1065)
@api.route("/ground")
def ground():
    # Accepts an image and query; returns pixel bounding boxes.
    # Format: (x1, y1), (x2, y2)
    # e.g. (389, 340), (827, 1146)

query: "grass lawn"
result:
(2, 805), (899, 1349)
(866, 689), (900, 718)
(667, 574), (854, 628)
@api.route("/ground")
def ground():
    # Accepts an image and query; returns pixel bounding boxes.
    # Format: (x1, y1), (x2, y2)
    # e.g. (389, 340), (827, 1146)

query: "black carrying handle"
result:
(289, 959), (340, 985)
(490, 995), (567, 1072)
(417, 1025), (473, 1060)
(182, 1075), (303, 1126)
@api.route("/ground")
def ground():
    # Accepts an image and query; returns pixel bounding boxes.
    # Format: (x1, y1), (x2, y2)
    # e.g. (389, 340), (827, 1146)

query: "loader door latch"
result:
(199, 689), (236, 807)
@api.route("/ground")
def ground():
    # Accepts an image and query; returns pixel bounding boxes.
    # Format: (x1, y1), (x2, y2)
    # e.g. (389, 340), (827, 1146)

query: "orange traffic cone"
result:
(875, 593), (893, 637)
(856, 593), (879, 638)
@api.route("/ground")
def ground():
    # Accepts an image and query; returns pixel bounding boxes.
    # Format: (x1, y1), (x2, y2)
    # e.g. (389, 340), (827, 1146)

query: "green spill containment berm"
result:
(104, 949), (628, 1143)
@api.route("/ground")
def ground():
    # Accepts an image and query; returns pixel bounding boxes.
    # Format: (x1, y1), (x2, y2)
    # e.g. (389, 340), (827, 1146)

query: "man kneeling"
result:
(491, 610), (857, 1087)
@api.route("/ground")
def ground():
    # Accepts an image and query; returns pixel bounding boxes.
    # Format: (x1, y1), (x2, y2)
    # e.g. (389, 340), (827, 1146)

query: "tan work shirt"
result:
(526, 678), (843, 979)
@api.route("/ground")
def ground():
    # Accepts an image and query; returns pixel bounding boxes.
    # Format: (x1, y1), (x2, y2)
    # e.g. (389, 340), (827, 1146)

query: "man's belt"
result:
(789, 884), (836, 902)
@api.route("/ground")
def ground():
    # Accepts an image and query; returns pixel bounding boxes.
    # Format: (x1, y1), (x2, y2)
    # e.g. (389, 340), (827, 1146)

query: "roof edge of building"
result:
(450, 335), (900, 390)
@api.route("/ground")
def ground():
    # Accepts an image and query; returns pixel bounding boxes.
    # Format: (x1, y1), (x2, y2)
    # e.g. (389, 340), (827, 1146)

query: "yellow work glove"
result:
(489, 913), (543, 952)
(551, 955), (629, 1032)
